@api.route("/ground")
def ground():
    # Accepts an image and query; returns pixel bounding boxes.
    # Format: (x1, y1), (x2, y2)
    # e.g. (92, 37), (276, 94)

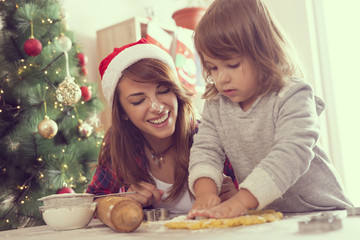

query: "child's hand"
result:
(198, 195), (248, 219)
(187, 193), (220, 219)
(219, 175), (238, 202)
(188, 188), (258, 219)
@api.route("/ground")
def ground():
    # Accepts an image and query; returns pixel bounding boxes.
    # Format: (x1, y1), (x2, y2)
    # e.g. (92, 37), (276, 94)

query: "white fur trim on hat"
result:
(101, 44), (176, 107)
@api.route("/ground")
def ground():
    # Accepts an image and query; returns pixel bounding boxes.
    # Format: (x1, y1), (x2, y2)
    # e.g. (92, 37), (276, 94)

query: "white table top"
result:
(1, 210), (359, 240)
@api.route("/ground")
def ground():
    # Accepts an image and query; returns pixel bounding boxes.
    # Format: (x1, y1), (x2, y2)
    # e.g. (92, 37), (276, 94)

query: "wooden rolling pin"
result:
(95, 196), (143, 232)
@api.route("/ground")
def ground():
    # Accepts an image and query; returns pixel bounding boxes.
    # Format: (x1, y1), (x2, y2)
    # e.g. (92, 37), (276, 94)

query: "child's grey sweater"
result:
(189, 78), (353, 212)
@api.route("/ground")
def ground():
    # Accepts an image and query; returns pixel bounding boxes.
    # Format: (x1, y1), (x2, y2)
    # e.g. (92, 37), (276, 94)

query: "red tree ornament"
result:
(77, 53), (88, 67)
(80, 86), (92, 102)
(23, 37), (42, 57)
(56, 187), (75, 194)
(80, 67), (88, 76)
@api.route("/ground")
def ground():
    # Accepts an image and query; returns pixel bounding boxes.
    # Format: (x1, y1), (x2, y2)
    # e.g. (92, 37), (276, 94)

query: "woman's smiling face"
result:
(117, 76), (178, 140)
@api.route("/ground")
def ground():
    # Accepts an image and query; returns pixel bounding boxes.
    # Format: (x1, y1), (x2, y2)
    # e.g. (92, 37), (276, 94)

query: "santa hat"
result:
(99, 38), (177, 107)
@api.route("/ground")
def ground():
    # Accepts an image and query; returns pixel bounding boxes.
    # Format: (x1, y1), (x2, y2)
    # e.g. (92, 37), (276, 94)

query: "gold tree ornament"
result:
(78, 175), (87, 183)
(56, 76), (82, 105)
(55, 46), (81, 105)
(38, 116), (58, 139)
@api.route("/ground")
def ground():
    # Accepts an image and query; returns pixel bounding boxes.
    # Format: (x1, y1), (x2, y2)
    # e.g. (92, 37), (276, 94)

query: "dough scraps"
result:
(165, 209), (283, 230)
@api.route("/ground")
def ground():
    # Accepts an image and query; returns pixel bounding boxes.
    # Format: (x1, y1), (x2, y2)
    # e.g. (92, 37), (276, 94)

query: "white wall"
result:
(318, 0), (360, 206)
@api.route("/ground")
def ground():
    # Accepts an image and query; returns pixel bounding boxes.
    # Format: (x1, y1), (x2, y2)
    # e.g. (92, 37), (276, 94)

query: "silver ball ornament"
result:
(56, 35), (72, 52)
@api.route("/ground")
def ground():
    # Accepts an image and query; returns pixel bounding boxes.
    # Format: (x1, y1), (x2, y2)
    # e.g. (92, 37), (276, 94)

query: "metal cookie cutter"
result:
(298, 213), (342, 233)
(143, 208), (170, 222)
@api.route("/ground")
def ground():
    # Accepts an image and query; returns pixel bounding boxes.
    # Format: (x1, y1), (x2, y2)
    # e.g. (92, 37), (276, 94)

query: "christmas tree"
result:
(0, 0), (104, 230)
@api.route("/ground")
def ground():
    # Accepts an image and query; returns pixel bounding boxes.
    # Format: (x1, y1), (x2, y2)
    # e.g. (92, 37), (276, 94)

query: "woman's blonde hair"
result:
(98, 58), (195, 202)
(194, 0), (304, 99)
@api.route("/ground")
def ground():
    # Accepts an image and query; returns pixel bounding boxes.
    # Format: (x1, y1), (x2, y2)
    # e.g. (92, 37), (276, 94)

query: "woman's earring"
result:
(123, 115), (129, 120)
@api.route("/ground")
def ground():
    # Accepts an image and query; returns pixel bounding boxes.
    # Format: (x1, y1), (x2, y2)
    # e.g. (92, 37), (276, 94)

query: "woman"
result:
(86, 39), (237, 214)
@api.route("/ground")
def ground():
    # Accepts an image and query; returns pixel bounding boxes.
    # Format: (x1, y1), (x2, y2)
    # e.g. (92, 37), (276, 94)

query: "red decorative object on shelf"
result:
(172, 7), (206, 30)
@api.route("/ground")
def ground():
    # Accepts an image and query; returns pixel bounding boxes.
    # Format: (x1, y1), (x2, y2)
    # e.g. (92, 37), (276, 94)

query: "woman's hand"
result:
(219, 175), (238, 202)
(125, 181), (164, 207)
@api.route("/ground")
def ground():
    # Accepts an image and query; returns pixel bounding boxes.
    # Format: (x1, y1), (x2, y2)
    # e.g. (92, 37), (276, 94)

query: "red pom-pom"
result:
(77, 53), (88, 67)
(80, 86), (92, 102)
(56, 187), (75, 194)
(23, 38), (43, 57)
(81, 67), (88, 76)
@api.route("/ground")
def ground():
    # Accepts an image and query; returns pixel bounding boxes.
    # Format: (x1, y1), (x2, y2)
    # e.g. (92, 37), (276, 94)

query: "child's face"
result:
(117, 76), (178, 141)
(203, 54), (259, 111)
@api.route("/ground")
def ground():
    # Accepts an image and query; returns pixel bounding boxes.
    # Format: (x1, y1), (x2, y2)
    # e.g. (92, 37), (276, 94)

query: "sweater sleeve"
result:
(240, 80), (322, 209)
(188, 100), (226, 195)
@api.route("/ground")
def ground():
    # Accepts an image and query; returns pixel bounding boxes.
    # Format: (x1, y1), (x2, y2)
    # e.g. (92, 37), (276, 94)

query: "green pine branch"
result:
(0, 0), (104, 230)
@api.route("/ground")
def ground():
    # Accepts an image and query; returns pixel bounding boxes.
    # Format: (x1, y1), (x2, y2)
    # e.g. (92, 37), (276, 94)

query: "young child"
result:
(188, 0), (353, 219)
(86, 39), (237, 215)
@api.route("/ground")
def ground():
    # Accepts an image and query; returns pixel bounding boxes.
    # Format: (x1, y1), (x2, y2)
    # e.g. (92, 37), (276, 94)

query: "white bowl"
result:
(39, 202), (97, 230)
(38, 193), (94, 208)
